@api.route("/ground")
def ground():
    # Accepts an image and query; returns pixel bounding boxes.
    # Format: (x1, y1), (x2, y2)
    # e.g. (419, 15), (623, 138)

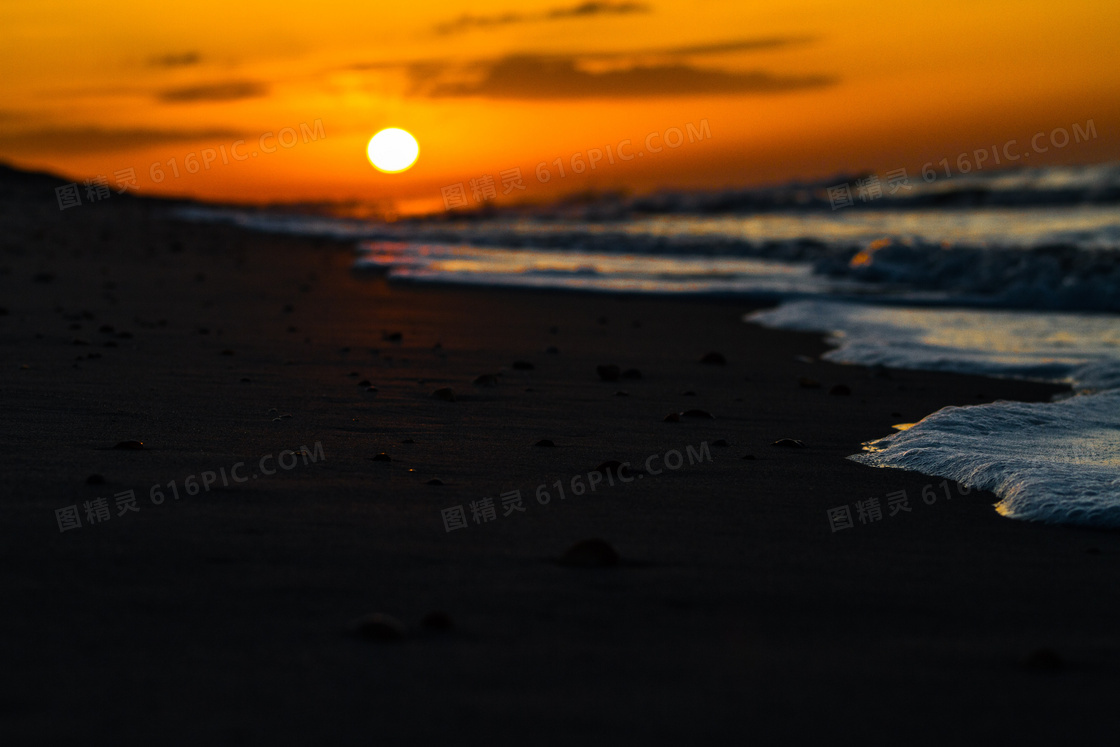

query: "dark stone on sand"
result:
(771, 438), (805, 448)
(597, 316), (609, 325)
(1086, 547), (1101, 555)
(426, 478), (443, 486)
(113, 440), (145, 450)
(829, 384), (852, 396)
(86, 474), (105, 485)
(559, 538), (620, 568)
(0, 307), (7, 316)
(1022, 648), (1064, 672)
(548, 326), (559, 334)
(614, 390), (629, 396)
(512, 360), (534, 370)
(401, 438), (415, 444)
(535, 439), (556, 447)
(282, 304), (294, 313)
(712, 439), (730, 447)
(421, 611), (454, 631)
(219, 349), (234, 356)
(545, 346), (560, 354)
(366, 386), (378, 392)
(339, 346), (351, 353)
(798, 376), (821, 389)
(71, 338), (88, 345)
(382, 331), (403, 342)
(621, 368), (642, 380)
(681, 409), (714, 419)
(33, 272), (55, 283)
(473, 374), (499, 387)
(103, 341), (117, 348)
(354, 613), (406, 641)
(371, 453), (391, 462)
(98, 324), (114, 333)
(741, 454), (756, 460)
(681, 390), (696, 396)
(358, 379), (371, 387)
(432, 387), (456, 401)
(664, 412), (681, 422)
(700, 351), (727, 365)
(240, 377), (251, 383)
(597, 364), (621, 382)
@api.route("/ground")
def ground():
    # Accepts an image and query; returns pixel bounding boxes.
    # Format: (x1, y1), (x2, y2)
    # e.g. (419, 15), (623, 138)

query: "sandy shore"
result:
(3, 164), (1120, 744)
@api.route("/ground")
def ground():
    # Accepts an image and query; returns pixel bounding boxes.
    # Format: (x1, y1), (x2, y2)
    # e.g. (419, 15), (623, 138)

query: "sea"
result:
(179, 163), (1120, 528)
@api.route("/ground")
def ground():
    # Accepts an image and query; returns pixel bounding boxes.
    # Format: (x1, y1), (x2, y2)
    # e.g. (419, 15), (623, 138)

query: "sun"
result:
(366, 128), (419, 173)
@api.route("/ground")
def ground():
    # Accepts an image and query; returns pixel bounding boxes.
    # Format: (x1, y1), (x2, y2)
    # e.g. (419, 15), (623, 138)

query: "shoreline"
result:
(4, 170), (1120, 743)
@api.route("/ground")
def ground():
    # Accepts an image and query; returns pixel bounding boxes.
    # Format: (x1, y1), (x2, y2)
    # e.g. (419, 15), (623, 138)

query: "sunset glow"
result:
(1, 1), (1117, 214)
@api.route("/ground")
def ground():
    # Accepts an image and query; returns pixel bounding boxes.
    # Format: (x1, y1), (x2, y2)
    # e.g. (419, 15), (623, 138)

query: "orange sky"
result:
(2, 0), (1118, 215)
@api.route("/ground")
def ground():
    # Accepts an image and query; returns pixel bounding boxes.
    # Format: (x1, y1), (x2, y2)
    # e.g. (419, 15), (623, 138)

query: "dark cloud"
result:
(0, 127), (245, 154)
(419, 55), (835, 98)
(157, 81), (268, 103)
(434, 2), (649, 35)
(149, 52), (202, 68)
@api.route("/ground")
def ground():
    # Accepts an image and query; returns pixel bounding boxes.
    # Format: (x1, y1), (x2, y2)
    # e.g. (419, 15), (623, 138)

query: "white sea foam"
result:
(850, 393), (1120, 527)
(749, 300), (1120, 527)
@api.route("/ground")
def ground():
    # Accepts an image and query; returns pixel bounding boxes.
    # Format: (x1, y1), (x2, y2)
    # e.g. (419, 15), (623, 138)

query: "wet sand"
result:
(3, 164), (1120, 744)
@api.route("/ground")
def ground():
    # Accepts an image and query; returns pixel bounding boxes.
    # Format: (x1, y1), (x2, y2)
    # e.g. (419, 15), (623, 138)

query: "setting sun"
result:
(367, 128), (419, 173)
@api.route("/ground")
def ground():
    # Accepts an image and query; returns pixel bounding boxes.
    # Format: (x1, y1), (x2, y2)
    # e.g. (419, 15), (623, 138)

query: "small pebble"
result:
(559, 539), (620, 568)
(382, 331), (403, 342)
(700, 352), (727, 365)
(621, 368), (642, 380)
(366, 386), (378, 392)
(401, 439), (415, 444)
(681, 409), (714, 419)
(86, 474), (105, 485)
(664, 412), (681, 422)
(798, 376), (821, 389)
(712, 439), (730, 447)
(771, 438), (805, 448)
(545, 346), (560, 354)
(354, 613), (406, 641)
(473, 374), (499, 387)
(432, 387), (456, 402)
(613, 390), (629, 397)
(426, 478), (444, 486)
(113, 440), (145, 450)
(512, 361), (534, 370)
(240, 377), (251, 383)
(829, 384), (852, 396)
(267, 408), (278, 416)
(681, 390), (696, 396)
(358, 379), (371, 387)
(371, 453), (391, 462)
(741, 453), (756, 460)
(535, 439), (556, 447)
(597, 364), (621, 382)
(219, 349), (234, 356)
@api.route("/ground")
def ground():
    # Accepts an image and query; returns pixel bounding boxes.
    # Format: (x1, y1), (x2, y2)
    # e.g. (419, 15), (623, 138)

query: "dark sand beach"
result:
(4, 165), (1120, 744)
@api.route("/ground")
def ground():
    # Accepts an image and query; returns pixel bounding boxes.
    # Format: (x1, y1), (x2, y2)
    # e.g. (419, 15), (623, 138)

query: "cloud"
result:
(0, 127), (246, 154)
(149, 52), (202, 68)
(157, 81), (268, 103)
(434, 2), (650, 35)
(419, 55), (835, 98)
